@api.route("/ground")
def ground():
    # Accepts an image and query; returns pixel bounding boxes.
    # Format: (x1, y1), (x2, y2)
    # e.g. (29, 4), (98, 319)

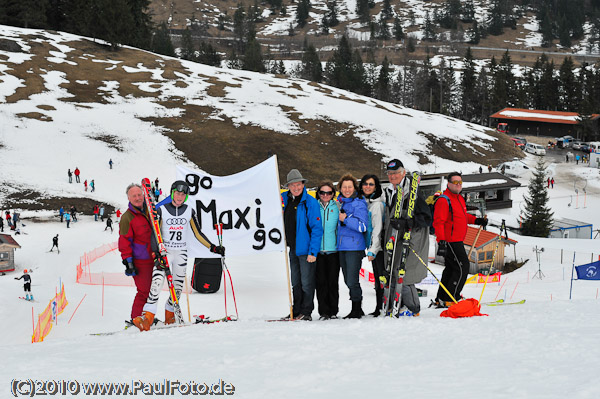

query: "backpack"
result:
(426, 192), (452, 235)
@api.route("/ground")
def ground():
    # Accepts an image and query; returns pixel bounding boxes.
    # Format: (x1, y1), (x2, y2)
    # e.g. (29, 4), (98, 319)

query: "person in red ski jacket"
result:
(74, 167), (81, 183)
(432, 172), (487, 308)
(118, 183), (156, 320)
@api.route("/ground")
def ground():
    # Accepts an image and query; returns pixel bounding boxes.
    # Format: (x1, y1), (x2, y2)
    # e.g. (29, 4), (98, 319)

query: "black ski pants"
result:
(371, 251), (385, 304)
(316, 252), (340, 317)
(437, 241), (470, 302)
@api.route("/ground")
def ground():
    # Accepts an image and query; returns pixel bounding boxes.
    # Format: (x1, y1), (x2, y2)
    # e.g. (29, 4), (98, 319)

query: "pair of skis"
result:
(380, 172), (421, 317)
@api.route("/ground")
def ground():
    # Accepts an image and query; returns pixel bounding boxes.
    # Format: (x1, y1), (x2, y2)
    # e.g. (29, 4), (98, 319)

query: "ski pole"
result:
(409, 246), (458, 304)
(216, 223), (239, 318)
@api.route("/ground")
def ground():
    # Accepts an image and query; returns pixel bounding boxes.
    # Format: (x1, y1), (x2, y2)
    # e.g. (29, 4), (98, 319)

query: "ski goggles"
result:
(172, 184), (190, 194)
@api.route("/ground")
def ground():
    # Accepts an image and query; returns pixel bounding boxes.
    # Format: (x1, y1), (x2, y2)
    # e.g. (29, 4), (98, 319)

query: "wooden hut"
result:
(0, 234), (21, 273)
(464, 227), (517, 274)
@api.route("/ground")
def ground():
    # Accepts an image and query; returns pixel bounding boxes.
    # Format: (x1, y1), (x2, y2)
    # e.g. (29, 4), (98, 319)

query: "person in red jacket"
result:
(118, 183), (156, 321)
(432, 172), (487, 308)
(74, 167), (81, 183)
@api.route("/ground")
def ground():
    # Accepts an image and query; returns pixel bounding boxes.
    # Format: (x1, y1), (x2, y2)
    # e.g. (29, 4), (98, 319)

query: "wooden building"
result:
(0, 234), (21, 273)
(461, 172), (521, 211)
(435, 227), (517, 274)
(490, 108), (600, 140)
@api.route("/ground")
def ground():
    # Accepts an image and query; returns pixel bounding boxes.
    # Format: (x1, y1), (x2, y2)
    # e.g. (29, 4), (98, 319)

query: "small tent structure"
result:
(0, 234), (21, 273)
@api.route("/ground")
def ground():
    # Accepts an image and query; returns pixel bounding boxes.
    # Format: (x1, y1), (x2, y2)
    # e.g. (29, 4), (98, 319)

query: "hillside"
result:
(0, 25), (521, 211)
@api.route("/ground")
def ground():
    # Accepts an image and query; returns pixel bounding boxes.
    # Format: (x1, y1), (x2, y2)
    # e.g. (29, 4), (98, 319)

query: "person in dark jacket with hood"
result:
(337, 174), (369, 319)
(281, 169), (324, 321)
(382, 159), (431, 316)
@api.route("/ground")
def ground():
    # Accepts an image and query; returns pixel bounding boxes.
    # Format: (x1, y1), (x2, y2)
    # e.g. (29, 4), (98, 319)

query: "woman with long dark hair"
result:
(337, 174), (369, 319)
(358, 174), (385, 316)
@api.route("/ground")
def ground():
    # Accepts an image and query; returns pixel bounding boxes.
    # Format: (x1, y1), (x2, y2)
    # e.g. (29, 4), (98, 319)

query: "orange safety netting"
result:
(75, 242), (190, 293)
(32, 284), (69, 343)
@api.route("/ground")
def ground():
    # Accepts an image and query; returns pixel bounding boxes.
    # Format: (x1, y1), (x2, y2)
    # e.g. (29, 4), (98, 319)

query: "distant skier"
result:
(105, 215), (113, 233)
(74, 167), (81, 183)
(90, 179), (95, 192)
(68, 169), (73, 183)
(50, 234), (59, 253)
(15, 270), (33, 301)
(5, 211), (12, 228)
(109, 159), (113, 169)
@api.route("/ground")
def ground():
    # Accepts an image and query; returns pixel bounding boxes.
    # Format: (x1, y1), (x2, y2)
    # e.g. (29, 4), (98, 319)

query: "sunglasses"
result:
(450, 180), (463, 185)
(319, 190), (334, 196)
(361, 182), (375, 187)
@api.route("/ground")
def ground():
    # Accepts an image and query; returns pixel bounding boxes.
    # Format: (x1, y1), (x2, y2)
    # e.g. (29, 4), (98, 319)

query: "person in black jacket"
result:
(15, 270), (34, 300)
(50, 234), (59, 253)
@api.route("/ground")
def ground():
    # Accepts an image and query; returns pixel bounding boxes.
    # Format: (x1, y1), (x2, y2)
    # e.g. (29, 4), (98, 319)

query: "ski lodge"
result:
(489, 108), (600, 140)
(0, 234), (21, 273)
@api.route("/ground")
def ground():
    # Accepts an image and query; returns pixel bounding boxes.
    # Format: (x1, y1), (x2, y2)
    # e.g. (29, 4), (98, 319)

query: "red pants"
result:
(131, 260), (154, 319)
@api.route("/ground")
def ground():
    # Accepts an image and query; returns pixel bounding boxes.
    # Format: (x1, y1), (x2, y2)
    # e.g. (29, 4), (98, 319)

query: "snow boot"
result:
(30, 295), (34, 301)
(164, 310), (175, 325)
(25, 294), (30, 301)
(132, 311), (155, 331)
(344, 301), (363, 319)
(369, 291), (383, 317)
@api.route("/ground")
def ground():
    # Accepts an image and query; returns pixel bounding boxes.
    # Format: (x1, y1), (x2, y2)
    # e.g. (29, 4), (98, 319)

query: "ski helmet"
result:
(170, 180), (190, 203)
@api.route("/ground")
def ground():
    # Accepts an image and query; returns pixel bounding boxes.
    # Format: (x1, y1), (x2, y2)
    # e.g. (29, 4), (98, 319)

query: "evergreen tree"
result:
(381, 0), (393, 20)
(521, 158), (554, 238)
(406, 35), (416, 52)
(558, 56), (579, 111)
(423, 11), (436, 41)
(296, 0), (310, 28)
(393, 17), (404, 40)
(127, 0), (153, 49)
(461, 0), (475, 23)
(375, 56), (392, 102)
(324, 1), (339, 27)
(487, 0), (504, 36)
(151, 22), (174, 56)
(181, 28), (196, 61)
(46, 0), (66, 30)
(98, 0), (135, 51)
(198, 42), (221, 67)
(300, 43), (323, 82)
(376, 14), (390, 40)
(460, 47), (477, 121)
(356, 0), (370, 24)
(468, 19), (481, 44)
(243, 38), (265, 72)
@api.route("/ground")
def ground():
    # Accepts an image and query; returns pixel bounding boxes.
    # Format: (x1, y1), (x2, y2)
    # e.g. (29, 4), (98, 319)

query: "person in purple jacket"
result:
(337, 174), (368, 319)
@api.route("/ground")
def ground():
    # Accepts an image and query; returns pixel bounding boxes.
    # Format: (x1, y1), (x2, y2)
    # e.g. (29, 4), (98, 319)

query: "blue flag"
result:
(575, 261), (600, 280)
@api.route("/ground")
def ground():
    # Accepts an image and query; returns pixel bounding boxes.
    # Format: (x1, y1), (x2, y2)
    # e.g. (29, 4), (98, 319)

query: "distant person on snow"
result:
(70, 206), (78, 222)
(105, 215), (113, 233)
(65, 212), (71, 228)
(132, 181), (225, 331)
(74, 167), (81, 183)
(50, 234), (59, 253)
(547, 178), (550, 188)
(154, 178), (159, 190)
(91, 179), (95, 192)
(99, 205), (105, 222)
(5, 211), (12, 228)
(84, 180), (88, 191)
(487, 164), (492, 173)
(93, 204), (99, 221)
(0, 216), (3, 232)
(68, 169), (73, 183)
(116, 209), (121, 220)
(551, 178), (555, 188)
(109, 159), (113, 169)
(479, 166), (483, 173)
(59, 206), (64, 223)
(119, 183), (156, 322)
(15, 270), (33, 301)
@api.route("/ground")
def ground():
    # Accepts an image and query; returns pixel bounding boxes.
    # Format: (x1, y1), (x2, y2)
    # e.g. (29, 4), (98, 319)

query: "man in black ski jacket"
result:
(15, 270), (34, 300)
(50, 234), (59, 252)
(381, 159), (431, 316)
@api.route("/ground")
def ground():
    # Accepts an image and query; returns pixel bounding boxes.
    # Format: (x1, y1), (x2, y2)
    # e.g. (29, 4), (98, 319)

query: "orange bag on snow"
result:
(440, 298), (488, 318)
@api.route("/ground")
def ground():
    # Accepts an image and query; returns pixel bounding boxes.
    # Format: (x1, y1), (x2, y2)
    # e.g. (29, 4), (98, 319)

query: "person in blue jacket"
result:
(281, 169), (324, 321)
(315, 181), (340, 320)
(337, 174), (368, 319)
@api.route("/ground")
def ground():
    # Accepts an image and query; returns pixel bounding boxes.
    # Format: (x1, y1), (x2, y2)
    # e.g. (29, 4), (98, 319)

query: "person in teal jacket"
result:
(281, 169), (324, 321)
(315, 181), (340, 320)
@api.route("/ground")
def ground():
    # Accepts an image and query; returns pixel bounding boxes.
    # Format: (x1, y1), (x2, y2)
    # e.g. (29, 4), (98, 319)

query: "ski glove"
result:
(390, 218), (414, 232)
(474, 217), (488, 227)
(210, 244), (226, 256)
(153, 254), (168, 270)
(436, 241), (448, 258)
(123, 257), (137, 276)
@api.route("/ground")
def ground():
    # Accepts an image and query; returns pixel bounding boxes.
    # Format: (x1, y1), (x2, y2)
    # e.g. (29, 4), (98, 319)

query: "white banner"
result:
(176, 156), (285, 258)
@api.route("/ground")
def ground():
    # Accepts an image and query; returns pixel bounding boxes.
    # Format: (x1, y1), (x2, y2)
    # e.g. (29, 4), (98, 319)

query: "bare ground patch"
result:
(16, 112), (52, 121)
